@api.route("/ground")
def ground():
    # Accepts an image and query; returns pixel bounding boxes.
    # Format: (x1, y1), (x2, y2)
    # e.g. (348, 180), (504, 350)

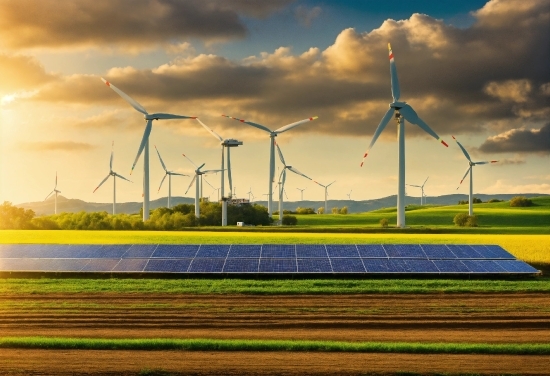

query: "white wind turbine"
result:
(453, 136), (498, 215)
(93, 142), (132, 215)
(247, 187), (255, 202)
(360, 44), (448, 228)
(406, 176), (429, 205)
(313, 180), (335, 214)
(296, 187), (307, 201)
(276, 142), (312, 225)
(101, 78), (195, 221)
(195, 118), (243, 226)
(44, 172), (61, 215)
(182, 153), (223, 219)
(222, 114), (318, 217)
(155, 146), (188, 209)
(347, 190), (352, 200)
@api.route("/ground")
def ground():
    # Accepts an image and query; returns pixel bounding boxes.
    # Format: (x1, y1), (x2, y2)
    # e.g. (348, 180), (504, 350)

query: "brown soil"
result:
(1, 293), (549, 375)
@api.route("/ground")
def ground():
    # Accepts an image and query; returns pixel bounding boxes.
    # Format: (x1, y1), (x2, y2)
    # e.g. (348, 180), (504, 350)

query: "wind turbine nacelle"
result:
(390, 101), (407, 109)
(223, 139), (243, 147)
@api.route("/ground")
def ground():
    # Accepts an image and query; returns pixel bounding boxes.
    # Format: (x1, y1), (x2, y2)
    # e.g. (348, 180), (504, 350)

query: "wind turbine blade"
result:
(93, 174), (111, 193)
(54, 172), (58, 189)
(227, 149), (233, 194)
(101, 78), (148, 115)
(158, 173), (168, 192)
(275, 142), (286, 166)
(202, 177), (215, 189)
(282, 169), (287, 188)
(474, 160), (498, 165)
(360, 108), (394, 166)
(149, 113), (196, 120)
(388, 43), (400, 102)
(284, 188), (288, 200)
(327, 180), (336, 187)
(181, 153), (198, 168)
(456, 167), (471, 189)
(288, 167), (312, 180)
(400, 104), (448, 147)
(185, 175), (196, 195)
(407, 184), (421, 188)
(169, 172), (189, 177)
(451, 136), (472, 162)
(275, 116), (318, 134)
(202, 169), (224, 174)
(154, 145), (167, 171)
(222, 115), (273, 133)
(313, 180), (325, 188)
(130, 120), (152, 175)
(113, 172), (132, 182)
(110, 141), (114, 171)
(196, 118), (223, 142)
(423, 176), (429, 187)
(44, 190), (54, 201)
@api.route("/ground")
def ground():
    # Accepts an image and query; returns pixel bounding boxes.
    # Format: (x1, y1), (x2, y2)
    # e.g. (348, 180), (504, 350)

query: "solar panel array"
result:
(0, 244), (539, 275)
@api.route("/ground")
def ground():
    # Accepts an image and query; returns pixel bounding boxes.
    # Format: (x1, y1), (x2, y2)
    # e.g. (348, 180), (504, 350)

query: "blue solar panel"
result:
(195, 245), (230, 258)
(152, 245), (199, 258)
(261, 245), (295, 258)
(357, 244), (387, 258)
(421, 244), (456, 259)
(330, 258), (365, 272)
(384, 244), (426, 258)
(122, 244), (157, 258)
(363, 258), (392, 272)
(44, 259), (90, 271)
(495, 260), (539, 273)
(189, 258), (225, 273)
(447, 245), (483, 259)
(326, 245), (359, 258)
(297, 258), (332, 272)
(80, 259), (119, 272)
(476, 260), (506, 273)
(259, 258), (296, 272)
(222, 258), (259, 273)
(112, 258), (148, 272)
(432, 260), (470, 273)
(144, 259), (192, 272)
(387, 259), (409, 272)
(227, 245), (261, 258)
(72, 245), (105, 258)
(3, 244), (43, 258)
(483, 245), (515, 259)
(295, 244), (327, 258)
(99, 245), (132, 258)
(461, 260), (489, 273)
(404, 259), (439, 273)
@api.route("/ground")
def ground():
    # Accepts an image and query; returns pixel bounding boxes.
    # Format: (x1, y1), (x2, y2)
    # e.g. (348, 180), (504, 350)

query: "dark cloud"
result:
(0, 0), (293, 50)
(479, 123), (550, 154)
(0, 54), (56, 95)
(21, 141), (96, 152)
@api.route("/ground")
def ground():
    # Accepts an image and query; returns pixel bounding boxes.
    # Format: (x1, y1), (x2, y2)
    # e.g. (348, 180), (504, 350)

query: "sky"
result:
(1, 0), (549, 206)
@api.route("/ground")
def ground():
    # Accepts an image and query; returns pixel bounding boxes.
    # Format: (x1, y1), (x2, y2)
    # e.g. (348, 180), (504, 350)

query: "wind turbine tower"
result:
(182, 153), (223, 219)
(406, 176), (429, 205)
(313, 180), (335, 214)
(296, 187), (306, 201)
(155, 146), (188, 209)
(44, 172), (61, 215)
(360, 44), (448, 228)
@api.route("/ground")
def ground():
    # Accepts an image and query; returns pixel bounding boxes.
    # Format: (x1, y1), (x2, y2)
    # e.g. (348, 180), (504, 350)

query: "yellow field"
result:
(1, 230), (549, 264)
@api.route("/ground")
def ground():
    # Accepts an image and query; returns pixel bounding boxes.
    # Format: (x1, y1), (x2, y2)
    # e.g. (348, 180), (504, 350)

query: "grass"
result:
(1, 278), (549, 295)
(0, 337), (548, 355)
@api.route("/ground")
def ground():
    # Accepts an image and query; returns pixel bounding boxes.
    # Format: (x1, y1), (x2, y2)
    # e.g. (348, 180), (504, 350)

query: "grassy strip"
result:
(1, 278), (549, 295)
(1, 337), (548, 355)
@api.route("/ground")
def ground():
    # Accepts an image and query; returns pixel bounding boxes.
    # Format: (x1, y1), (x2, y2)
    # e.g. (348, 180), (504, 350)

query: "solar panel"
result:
(495, 260), (539, 273)
(297, 258), (332, 272)
(188, 258), (225, 273)
(326, 245), (359, 258)
(80, 259), (120, 272)
(461, 260), (489, 273)
(387, 259), (409, 272)
(227, 245), (261, 258)
(363, 258), (392, 273)
(357, 244), (387, 258)
(144, 259), (192, 273)
(72, 245), (105, 258)
(99, 245), (132, 258)
(447, 245), (483, 259)
(222, 258), (259, 273)
(420, 244), (456, 259)
(195, 245), (230, 258)
(295, 244), (327, 258)
(112, 258), (148, 272)
(259, 258), (296, 272)
(432, 260), (470, 273)
(152, 245), (199, 258)
(384, 244), (426, 258)
(122, 244), (157, 258)
(475, 260), (506, 273)
(330, 258), (365, 272)
(483, 245), (515, 259)
(261, 244), (295, 258)
(404, 259), (439, 273)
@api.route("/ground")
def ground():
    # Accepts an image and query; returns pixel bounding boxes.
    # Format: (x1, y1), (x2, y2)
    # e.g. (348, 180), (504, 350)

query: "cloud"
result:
(493, 157), (527, 165)
(0, 0), (293, 50)
(479, 123), (550, 154)
(0, 54), (56, 96)
(480, 179), (550, 194)
(294, 6), (322, 27)
(20, 141), (96, 152)
(484, 80), (532, 103)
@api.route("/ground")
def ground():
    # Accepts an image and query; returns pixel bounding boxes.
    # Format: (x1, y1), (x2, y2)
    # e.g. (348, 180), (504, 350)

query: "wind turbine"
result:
(406, 176), (429, 205)
(101, 78), (195, 221)
(296, 187), (306, 201)
(360, 44), (448, 228)
(44, 172), (61, 215)
(453, 136), (498, 215)
(93, 142), (132, 215)
(222, 114), (318, 217)
(247, 187), (255, 202)
(276, 143), (312, 225)
(155, 146), (188, 209)
(313, 180), (335, 214)
(182, 153), (223, 219)
(347, 190), (352, 200)
(195, 118), (242, 226)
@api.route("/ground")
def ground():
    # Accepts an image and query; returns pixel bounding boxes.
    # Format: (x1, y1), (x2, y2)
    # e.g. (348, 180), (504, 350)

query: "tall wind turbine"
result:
(296, 187), (306, 201)
(44, 172), (61, 215)
(453, 136), (498, 215)
(406, 176), (429, 205)
(155, 146), (188, 209)
(93, 142), (132, 215)
(101, 78), (195, 221)
(222, 114), (318, 217)
(195, 118), (242, 226)
(182, 153), (222, 219)
(313, 180), (335, 214)
(247, 187), (254, 202)
(360, 44), (448, 228)
(276, 143), (312, 225)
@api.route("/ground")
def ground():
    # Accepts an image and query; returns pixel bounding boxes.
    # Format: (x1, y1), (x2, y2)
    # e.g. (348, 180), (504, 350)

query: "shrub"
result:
(339, 206), (348, 214)
(466, 215), (478, 227)
(282, 215), (297, 225)
(31, 216), (59, 230)
(296, 207), (315, 214)
(317, 207), (325, 214)
(473, 197), (482, 204)
(488, 199), (502, 203)
(510, 196), (532, 207)
(380, 218), (389, 228)
(453, 213), (469, 226)
(331, 207), (339, 214)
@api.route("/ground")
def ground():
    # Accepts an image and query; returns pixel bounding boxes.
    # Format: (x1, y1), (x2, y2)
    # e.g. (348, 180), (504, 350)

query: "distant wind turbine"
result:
(406, 176), (429, 205)
(101, 78), (195, 221)
(182, 153), (223, 219)
(44, 172), (61, 215)
(360, 44), (448, 228)
(247, 187), (255, 202)
(296, 187), (307, 201)
(347, 190), (352, 200)
(453, 136), (498, 215)
(313, 180), (335, 214)
(155, 146), (188, 209)
(93, 142), (132, 215)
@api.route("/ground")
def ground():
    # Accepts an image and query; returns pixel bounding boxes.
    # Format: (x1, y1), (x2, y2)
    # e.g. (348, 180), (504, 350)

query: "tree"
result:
(282, 215), (297, 225)
(339, 206), (348, 214)
(317, 207), (325, 214)
(454, 213), (478, 227)
(331, 207), (339, 214)
(0, 202), (35, 229)
(510, 196), (532, 207)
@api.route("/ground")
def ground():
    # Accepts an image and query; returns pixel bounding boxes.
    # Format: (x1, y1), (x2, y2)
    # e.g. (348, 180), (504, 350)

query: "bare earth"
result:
(1, 293), (549, 375)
